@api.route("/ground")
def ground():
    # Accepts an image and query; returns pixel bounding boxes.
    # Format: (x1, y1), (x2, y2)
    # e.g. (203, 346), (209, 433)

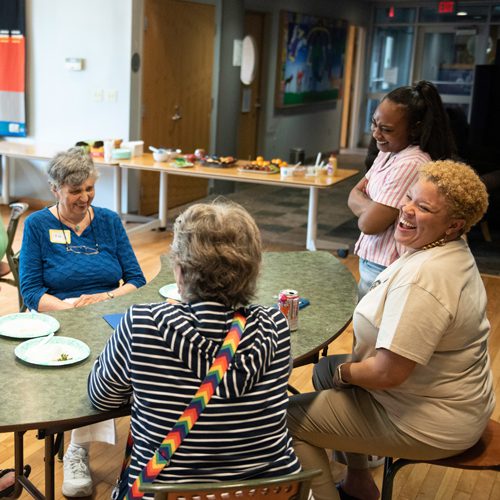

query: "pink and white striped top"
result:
(354, 145), (431, 267)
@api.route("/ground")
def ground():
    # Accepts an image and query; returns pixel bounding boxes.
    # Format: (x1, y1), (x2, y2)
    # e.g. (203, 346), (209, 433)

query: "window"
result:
(368, 27), (414, 93)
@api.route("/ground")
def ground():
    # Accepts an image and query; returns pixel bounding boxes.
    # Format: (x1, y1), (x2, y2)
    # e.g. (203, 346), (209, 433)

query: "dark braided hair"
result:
(384, 80), (457, 161)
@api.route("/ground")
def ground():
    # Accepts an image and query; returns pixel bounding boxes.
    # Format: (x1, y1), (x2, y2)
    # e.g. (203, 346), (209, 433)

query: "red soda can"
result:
(278, 289), (299, 331)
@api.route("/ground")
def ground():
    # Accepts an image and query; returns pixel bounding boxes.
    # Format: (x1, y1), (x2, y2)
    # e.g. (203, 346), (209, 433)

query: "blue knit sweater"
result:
(20, 206), (146, 310)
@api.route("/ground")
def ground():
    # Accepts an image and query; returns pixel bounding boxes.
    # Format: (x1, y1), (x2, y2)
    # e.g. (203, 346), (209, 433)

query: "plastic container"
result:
(104, 140), (114, 162)
(111, 148), (132, 160)
(121, 140), (144, 157)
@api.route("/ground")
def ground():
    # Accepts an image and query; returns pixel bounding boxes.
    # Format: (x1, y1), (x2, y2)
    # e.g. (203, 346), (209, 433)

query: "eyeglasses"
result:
(66, 244), (99, 255)
(57, 207), (100, 255)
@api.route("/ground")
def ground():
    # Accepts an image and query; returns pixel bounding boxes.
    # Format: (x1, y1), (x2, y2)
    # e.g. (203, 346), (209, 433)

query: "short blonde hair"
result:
(419, 160), (488, 233)
(170, 201), (262, 307)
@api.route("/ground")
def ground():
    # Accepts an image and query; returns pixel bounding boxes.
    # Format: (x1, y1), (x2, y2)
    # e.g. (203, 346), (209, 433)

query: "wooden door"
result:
(140, 0), (214, 214)
(237, 11), (265, 161)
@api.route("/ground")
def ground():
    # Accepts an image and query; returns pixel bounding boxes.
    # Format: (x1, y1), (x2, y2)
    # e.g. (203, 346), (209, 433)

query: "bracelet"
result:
(106, 291), (115, 299)
(335, 363), (352, 389)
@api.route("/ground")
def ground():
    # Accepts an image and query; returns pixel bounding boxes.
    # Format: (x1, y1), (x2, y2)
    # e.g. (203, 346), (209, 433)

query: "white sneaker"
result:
(62, 446), (93, 497)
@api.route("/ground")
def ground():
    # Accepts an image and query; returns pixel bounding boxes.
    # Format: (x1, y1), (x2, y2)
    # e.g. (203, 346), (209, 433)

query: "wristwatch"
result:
(106, 291), (115, 299)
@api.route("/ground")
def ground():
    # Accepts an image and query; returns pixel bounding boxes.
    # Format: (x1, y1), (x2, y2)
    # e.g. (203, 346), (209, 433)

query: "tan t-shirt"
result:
(353, 238), (495, 449)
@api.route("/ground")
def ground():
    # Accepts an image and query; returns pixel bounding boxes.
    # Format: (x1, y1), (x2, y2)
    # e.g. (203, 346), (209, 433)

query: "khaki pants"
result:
(287, 355), (465, 500)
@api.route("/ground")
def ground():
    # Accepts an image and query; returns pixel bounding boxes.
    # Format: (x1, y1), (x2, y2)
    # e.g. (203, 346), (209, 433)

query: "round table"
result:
(0, 251), (357, 499)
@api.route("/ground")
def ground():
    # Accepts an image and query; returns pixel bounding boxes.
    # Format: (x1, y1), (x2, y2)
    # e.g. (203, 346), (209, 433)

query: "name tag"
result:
(49, 229), (71, 244)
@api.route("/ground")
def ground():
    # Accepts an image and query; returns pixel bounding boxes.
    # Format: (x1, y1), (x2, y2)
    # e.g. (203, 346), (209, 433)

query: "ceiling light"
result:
(457, 11), (468, 16)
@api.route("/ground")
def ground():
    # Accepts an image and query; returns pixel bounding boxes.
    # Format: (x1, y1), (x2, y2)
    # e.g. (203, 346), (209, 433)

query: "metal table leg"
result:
(14, 431), (25, 498)
(1, 154), (10, 205)
(306, 187), (318, 251)
(44, 434), (55, 500)
(158, 171), (168, 230)
(114, 164), (122, 216)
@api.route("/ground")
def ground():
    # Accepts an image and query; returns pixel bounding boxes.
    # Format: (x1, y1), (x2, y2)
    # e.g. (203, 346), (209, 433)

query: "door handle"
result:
(171, 105), (182, 121)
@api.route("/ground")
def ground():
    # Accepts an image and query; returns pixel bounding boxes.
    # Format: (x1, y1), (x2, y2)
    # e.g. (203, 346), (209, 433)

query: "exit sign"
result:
(438, 1), (455, 13)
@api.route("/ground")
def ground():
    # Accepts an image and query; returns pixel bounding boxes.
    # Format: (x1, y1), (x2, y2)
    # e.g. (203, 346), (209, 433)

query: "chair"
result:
(139, 468), (322, 500)
(0, 202), (29, 311)
(381, 418), (500, 500)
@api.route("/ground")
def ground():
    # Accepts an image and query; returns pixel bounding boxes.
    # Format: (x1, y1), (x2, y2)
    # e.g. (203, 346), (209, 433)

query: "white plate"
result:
(159, 283), (182, 301)
(0, 312), (60, 339)
(15, 336), (90, 367)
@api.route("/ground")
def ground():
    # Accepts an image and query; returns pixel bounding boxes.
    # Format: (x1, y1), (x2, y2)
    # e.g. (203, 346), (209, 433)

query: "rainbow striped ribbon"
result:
(125, 311), (247, 500)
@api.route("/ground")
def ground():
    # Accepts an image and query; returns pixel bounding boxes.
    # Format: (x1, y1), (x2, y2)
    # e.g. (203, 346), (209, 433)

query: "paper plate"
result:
(0, 312), (60, 339)
(15, 336), (90, 367)
(159, 283), (182, 301)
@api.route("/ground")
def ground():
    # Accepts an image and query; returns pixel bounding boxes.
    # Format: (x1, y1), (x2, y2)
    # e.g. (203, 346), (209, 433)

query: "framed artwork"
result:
(276, 10), (348, 108)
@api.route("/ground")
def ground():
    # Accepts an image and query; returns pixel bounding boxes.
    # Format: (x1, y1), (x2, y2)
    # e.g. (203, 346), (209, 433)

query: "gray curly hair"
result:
(47, 147), (99, 189)
(170, 201), (262, 307)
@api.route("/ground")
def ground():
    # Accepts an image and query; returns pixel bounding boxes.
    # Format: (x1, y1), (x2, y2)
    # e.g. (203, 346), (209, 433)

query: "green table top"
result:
(0, 251), (356, 432)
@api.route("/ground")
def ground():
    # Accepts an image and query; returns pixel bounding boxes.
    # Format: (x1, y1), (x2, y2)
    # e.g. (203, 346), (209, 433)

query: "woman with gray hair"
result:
(88, 201), (300, 499)
(19, 147), (145, 497)
(20, 147), (145, 311)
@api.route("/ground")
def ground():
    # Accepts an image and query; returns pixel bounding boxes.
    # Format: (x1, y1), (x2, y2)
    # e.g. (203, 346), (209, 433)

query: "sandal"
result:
(0, 465), (31, 498)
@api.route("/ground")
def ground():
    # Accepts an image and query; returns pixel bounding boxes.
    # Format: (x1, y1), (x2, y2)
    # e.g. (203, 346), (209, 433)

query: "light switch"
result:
(65, 58), (84, 71)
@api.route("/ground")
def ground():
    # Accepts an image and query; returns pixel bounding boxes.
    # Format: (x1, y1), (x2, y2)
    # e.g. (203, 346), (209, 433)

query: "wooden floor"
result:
(1, 205), (499, 499)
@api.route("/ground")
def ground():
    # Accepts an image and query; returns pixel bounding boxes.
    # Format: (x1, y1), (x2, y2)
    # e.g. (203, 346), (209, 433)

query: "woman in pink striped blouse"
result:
(348, 81), (456, 298)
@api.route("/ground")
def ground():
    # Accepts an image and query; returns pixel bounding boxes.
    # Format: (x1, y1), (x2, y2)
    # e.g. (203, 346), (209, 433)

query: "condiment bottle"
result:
(327, 153), (338, 176)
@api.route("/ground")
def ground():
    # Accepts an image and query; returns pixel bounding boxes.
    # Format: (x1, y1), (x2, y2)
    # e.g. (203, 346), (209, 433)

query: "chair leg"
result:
(381, 457), (414, 500)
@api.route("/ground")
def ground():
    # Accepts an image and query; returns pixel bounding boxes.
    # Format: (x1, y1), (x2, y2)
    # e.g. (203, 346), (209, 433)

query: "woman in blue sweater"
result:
(19, 147), (146, 497)
(20, 147), (145, 311)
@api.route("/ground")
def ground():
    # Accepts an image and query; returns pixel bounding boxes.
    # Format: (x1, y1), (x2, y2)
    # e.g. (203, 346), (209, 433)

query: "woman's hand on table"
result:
(73, 292), (110, 308)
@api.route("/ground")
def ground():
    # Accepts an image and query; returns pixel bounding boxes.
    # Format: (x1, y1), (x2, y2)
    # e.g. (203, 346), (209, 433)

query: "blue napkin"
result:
(103, 313), (125, 329)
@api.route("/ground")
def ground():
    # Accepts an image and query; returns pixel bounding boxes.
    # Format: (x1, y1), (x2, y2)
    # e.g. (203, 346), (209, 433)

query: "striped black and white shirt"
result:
(88, 301), (300, 494)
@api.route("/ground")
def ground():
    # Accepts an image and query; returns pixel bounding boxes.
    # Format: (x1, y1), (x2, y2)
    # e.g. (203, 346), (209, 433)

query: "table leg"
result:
(44, 434), (55, 500)
(14, 430), (25, 497)
(1, 154), (10, 205)
(306, 187), (318, 251)
(114, 164), (122, 216)
(158, 171), (168, 231)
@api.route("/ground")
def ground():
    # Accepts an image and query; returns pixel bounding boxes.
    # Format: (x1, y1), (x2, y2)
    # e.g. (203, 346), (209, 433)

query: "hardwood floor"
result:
(1, 205), (499, 499)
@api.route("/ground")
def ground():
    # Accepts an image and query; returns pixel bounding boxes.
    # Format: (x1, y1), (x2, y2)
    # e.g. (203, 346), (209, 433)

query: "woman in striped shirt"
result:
(88, 201), (300, 497)
(348, 81), (456, 298)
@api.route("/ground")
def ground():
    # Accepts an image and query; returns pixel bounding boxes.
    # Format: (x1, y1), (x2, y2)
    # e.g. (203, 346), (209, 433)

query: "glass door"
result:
(413, 26), (488, 119)
(363, 25), (415, 145)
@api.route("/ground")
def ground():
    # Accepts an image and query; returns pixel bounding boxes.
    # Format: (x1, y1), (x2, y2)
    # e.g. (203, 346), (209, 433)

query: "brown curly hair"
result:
(419, 160), (488, 233)
(170, 201), (262, 307)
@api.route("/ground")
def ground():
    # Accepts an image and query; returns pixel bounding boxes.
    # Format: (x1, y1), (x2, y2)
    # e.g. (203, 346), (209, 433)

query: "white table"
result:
(0, 142), (122, 214)
(120, 154), (359, 251)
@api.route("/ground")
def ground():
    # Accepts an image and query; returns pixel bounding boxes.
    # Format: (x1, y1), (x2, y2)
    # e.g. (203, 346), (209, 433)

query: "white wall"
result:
(8, 0), (134, 209)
